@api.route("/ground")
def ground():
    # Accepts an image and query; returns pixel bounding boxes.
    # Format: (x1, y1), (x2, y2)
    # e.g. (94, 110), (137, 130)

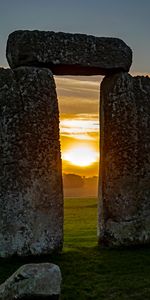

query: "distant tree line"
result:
(63, 173), (98, 189)
(63, 173), (84, 188)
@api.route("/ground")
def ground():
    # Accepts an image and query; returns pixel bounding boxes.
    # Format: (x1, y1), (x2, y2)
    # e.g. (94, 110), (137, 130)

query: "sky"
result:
(0, 0), (150, 176)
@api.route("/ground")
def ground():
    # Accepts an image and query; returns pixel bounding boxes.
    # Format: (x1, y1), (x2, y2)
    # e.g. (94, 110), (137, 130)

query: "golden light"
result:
(62, 145), (98, 167)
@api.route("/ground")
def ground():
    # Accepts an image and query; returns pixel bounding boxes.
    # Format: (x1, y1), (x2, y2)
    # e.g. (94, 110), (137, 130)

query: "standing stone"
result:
(6, 30), (132, 75)
(98, 72), (150, 247)
(0, 263), (61, 299)
(0, 67), (63, 257)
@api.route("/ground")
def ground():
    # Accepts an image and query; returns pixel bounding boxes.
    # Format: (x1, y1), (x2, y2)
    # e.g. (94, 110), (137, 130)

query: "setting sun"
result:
(62, 146), (98, 167)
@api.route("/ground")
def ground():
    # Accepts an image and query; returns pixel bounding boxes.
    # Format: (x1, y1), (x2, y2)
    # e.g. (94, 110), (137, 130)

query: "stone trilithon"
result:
(0, 30), (150, 256)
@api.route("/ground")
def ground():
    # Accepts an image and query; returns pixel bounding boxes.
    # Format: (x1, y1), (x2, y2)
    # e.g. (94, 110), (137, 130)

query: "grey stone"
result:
(98, 72), (150, 247)
(6, 30), (132, 75)
(0, 263), (61, 299)
(0, 67), (63, 257)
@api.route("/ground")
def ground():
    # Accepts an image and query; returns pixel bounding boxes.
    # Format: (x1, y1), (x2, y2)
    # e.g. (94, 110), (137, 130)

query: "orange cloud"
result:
(54, 75), (102, 176)
(60, 113), (99, 177)
(55, 75), (102, 114)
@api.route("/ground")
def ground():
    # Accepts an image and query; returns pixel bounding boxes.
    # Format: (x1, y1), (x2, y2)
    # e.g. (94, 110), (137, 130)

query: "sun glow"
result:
(62, 146), (98, 167)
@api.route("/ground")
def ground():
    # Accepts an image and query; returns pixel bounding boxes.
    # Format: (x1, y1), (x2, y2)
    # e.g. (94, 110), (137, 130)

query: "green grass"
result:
(64, 197), (97, 248)
(1, 198), (150, 299)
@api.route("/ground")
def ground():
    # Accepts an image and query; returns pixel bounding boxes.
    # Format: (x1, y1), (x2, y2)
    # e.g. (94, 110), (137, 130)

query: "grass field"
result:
(0, 198), (150, 299)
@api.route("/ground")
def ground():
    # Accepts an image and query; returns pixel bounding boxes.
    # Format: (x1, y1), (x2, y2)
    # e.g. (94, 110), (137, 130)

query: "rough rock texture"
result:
(6, 30), (132, 75)
(0, 263), (61, 299)
(0, 67), (63, 257)
(98, 72), (150, 247)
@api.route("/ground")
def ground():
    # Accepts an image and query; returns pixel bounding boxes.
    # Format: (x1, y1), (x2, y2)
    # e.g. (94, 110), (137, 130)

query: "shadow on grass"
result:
(1, 246), (150, 300)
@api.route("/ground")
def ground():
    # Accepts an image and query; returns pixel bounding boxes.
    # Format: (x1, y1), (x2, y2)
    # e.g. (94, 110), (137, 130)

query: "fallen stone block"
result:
(0, 263), (61, 299)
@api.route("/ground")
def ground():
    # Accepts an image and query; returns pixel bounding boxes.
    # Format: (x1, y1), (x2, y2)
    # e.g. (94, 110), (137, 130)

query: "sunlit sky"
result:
(0, 0), (150, 176)
(55, 75), (100, 176)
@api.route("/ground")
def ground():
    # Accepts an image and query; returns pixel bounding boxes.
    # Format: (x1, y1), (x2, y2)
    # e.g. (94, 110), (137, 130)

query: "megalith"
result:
(6, 30), (132, 75)
(98, 72), (150, 247)
(0, 263), (61, 300)
(0, 67), (63, 257)
(2, 29), (150, 251)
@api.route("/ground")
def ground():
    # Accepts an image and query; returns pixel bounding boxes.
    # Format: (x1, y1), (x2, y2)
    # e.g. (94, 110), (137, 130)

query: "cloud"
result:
(54, 76), (101, 176)
(131, 71), (150, 77)
(60, 113), (99, 142)
(58, 96), (99, 114)
(55, 75), (102, 114)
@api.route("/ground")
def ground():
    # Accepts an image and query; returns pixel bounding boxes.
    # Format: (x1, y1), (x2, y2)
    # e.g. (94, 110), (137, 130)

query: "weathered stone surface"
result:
(98, 72), (150, 247)
(0, 263), (61, 299)
(0, 67), (63, 257)
(6, 30), (132, 75)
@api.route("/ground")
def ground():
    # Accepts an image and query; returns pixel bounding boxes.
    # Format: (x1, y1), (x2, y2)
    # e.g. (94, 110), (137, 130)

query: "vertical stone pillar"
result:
(98, 72), (150, 247)
(0, 67), (63, 257)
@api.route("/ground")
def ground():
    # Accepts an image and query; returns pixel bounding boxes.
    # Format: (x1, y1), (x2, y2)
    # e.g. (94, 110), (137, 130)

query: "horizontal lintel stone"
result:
(6, 30), (132, 75)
